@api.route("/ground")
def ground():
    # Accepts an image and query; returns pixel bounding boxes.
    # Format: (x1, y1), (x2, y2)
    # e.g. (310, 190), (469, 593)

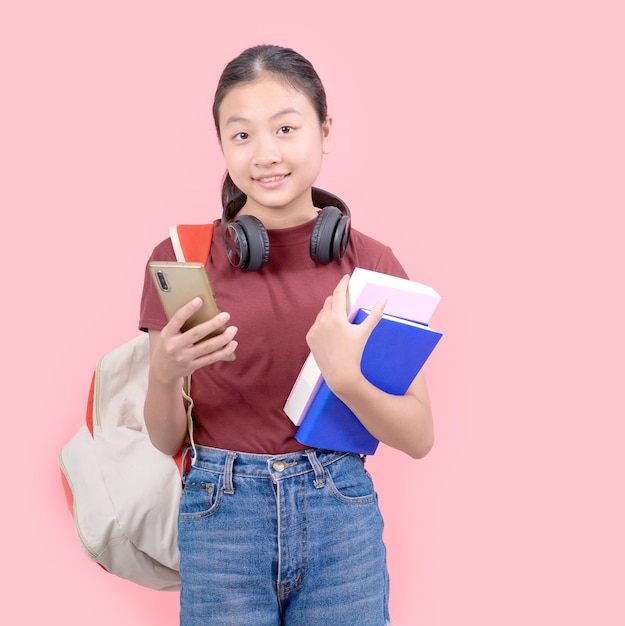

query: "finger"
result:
(370, 296), (387, 318)
(164, 297), (204, 335)
(321, 293), (334, 312)
(359, 298), (387, 335)
(185, 315), (235, 348)
(189, 332), (238, 367)
(214, 338), (238, 362)
(330, 274), (350, 314)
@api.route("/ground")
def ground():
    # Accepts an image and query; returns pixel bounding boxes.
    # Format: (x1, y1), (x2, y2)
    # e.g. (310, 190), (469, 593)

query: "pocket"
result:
(324, 457), (377, 505)
(179, 473), (223, 520)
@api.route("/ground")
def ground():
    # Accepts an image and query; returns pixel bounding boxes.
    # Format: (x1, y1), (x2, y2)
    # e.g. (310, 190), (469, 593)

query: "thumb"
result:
(359, 297), (387, 336)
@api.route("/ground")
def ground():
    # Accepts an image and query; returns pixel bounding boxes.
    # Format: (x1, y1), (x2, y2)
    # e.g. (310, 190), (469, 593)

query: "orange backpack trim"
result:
(170, 223), (214, 265)
(85, 373), (96, 436)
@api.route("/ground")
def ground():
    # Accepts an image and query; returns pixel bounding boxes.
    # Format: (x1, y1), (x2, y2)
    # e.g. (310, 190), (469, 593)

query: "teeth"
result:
(259, 175), (284, 183)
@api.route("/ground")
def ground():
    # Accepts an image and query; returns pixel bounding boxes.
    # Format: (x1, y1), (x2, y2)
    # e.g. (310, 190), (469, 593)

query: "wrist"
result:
(324, 366), (364, 397)
(148, 365), (184, 390)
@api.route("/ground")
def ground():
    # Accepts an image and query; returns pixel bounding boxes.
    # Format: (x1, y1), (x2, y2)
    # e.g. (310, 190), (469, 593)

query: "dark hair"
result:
(213, 45), (328, 206)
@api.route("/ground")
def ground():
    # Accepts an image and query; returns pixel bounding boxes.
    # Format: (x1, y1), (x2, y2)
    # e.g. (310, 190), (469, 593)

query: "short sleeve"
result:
(372, 245), (410, 280)
(138, 238), (176, 332)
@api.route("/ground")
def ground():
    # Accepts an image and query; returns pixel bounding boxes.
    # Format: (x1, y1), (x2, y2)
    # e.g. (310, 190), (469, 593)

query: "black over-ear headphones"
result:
(221, 187), (351, 271)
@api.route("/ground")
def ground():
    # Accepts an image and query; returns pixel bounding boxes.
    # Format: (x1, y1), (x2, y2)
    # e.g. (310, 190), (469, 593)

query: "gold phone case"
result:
(149, 261), (226, 339)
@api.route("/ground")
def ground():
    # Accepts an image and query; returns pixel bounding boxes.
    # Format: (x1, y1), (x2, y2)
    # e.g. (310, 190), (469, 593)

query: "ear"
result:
(321, 116), (333, 154)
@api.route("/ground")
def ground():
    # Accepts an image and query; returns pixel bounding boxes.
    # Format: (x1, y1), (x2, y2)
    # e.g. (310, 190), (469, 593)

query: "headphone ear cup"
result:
(332, 214), (351, 260)
(230, 214), (270, 271)
(224, 221), (248, 269)
(310, 207), (349, 264)
(236, 215), (269, 272)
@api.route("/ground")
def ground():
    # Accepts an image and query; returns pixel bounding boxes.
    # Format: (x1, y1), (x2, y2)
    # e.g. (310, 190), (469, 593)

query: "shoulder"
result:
(147, 237), (176, 263)
(345, 228), (409, 279)
(348, 227), (390, 253)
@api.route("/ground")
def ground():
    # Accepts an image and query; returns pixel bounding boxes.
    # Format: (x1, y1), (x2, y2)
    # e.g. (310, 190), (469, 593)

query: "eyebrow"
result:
(224, 108), (303, 126)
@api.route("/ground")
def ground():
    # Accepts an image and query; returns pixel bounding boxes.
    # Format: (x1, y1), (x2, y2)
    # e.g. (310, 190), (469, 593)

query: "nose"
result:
(253, 134), (281, 167)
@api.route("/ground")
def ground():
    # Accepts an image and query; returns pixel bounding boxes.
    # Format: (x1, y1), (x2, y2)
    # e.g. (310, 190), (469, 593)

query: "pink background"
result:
(2, 1), (623, 623)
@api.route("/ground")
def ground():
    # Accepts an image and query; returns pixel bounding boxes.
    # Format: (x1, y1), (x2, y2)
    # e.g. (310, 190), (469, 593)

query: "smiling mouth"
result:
(256, 174), (289, 183)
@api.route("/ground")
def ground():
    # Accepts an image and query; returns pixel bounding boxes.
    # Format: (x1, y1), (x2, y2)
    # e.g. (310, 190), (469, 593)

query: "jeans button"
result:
(273, 461), (287, 472)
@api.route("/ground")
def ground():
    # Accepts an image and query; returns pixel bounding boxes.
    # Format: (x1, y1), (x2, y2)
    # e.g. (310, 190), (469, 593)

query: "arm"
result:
(305, 275), (434, 459)
(144, 297), (238, 455)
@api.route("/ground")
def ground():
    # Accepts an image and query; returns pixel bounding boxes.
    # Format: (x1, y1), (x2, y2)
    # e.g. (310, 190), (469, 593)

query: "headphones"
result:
(221, 187), (351, 271)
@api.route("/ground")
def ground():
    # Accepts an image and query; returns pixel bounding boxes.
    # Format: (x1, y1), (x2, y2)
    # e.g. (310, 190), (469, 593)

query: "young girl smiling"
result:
(140, 44), (434, 625)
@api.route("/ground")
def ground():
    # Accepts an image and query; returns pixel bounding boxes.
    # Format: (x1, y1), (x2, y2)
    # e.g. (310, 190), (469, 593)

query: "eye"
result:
(277, 126), (294, 135)
(233, 132), (249, 141)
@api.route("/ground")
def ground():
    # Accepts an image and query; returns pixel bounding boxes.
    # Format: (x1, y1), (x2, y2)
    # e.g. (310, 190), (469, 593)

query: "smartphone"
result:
(149, 261), (234, 356)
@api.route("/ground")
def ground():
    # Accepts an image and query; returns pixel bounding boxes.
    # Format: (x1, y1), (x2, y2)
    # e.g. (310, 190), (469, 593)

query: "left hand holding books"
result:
(286, 267), (442, 456)
(305, 274), (387, 393)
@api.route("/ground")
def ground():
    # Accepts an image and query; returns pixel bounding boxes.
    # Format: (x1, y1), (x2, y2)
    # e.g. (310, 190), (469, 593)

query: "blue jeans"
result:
(178, 446), (390, 625)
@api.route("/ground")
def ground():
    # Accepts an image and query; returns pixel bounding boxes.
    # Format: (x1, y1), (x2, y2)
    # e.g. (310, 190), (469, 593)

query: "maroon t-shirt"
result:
(139, 216), (409, 454)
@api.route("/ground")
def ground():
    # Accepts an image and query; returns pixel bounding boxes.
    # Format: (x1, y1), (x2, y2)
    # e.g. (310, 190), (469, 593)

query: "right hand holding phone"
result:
(150, 297), (238, 384)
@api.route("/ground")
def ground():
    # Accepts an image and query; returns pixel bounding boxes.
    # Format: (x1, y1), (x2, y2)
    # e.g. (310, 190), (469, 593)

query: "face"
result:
(218, 75), (332, 227)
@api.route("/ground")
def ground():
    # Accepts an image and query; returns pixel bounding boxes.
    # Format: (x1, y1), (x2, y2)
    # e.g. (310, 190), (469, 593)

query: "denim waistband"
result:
(184, 445), (355, 484)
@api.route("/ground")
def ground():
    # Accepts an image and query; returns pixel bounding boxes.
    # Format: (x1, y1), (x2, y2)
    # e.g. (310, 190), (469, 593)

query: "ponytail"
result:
(221, 171), (244, 208)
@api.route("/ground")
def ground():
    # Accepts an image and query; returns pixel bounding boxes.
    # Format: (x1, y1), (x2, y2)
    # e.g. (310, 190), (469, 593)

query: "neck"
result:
(238, 192), (318, 229)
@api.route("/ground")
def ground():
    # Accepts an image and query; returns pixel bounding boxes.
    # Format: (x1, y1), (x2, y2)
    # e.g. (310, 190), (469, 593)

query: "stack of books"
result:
(283, 268), (443, 455)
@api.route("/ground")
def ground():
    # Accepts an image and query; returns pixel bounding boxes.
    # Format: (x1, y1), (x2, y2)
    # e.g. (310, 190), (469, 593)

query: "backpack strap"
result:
(169, 223), (215, 467)
(170, 224), (214, 263)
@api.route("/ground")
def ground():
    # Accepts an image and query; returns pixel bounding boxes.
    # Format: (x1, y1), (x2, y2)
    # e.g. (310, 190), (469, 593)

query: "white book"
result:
(283, 268), (441, 425)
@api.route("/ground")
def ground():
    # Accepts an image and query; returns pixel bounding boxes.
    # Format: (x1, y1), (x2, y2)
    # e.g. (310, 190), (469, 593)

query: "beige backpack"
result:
(58, 224), (213, 591)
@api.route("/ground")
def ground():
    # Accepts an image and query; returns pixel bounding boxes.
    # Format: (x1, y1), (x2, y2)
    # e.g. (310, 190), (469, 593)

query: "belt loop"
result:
(305, 449), (325, 489)
(223, 451), (237, 494)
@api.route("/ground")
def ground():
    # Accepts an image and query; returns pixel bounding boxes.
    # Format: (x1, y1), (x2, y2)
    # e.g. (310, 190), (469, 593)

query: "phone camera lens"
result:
(156, 271), (170, 292)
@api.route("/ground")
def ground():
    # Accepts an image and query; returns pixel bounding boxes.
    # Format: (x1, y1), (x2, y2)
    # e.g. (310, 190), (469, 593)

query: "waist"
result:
(188, 445), (358, 480)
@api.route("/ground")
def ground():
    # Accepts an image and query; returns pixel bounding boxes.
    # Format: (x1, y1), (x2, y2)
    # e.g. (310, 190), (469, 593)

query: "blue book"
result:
(294, 308), (443, 455)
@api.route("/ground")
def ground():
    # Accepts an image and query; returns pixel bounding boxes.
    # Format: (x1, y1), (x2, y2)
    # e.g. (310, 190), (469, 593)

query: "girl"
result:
(140, 44), (434, 625)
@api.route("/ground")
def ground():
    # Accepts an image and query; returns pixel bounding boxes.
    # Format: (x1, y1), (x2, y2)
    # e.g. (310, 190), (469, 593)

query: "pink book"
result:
(347, 268), (441, 323)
